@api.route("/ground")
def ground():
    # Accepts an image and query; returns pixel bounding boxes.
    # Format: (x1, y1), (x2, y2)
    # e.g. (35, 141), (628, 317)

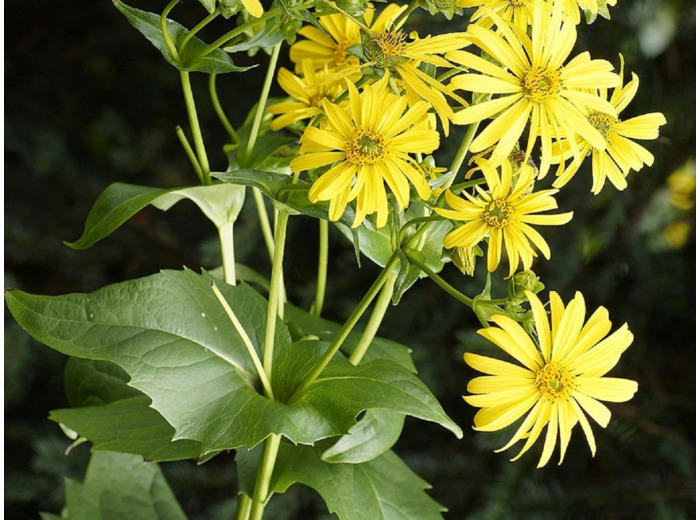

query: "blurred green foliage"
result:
(5, 0), (695, 518)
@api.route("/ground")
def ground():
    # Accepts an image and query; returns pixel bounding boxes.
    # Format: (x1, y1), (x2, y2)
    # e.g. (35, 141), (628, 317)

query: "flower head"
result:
(448, 0), (620, 173)
(436, 158), (572, 277)
(267, 60), (346, 131)
(464, 290), (638, 467)
(551, 56), (667, 194)
(456, 0), (534, 31)
(290, 76), (439, 228)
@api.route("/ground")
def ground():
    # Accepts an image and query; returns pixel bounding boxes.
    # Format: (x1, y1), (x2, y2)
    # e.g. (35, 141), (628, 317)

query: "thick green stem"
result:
(180, 71), (212, 185)
(446, 120), (480, 188)
(348, 271), (398, 365)
(312, 219), (329, 317)
(248, 434), (281, 520)
(254, 189), (276, 261)
(263, 210), (290, 377)
(235, 495), (252, 520)
(244, 41), (282, 165)
(209, 74), (240, 144)
(290, 255), (400, 401)
(218, 221), (237, 285)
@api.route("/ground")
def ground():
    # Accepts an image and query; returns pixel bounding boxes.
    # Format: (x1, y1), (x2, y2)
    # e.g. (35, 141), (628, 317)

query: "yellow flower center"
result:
(535, 362), (574, 401)
(346, 129), (387, 165)
(522, 66), (563, 102)
(482, 199), (513, 228)
(363, 30), (410, 68)
(587, 111), (618, 141)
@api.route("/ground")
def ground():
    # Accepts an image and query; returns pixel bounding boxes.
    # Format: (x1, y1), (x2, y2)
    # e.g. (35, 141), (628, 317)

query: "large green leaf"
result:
(65, 182), (244, 250)
(7, 270), (461, 454)
(240, 443), (447, 520)
(50, 397), (203, 462)
(61, 451), (187, 520)
(113, 0), (251, 73)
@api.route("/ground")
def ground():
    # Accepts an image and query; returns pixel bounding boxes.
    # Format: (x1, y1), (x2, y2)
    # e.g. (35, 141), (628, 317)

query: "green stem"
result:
(263, 210), (290, 377)
(312, 219), (329, 317)
(160, 0), (181, 64)
(248, 434), (281, 520)
(403, 248), (474, 307)
(254, 189), (276, 261)
(394, 0), (419, 26)
(196, 8), (282, 60)
(244, 41), (282, 165)
(175, 125), (204, 183)
(236, 495), (252, 520)
(178, 8), (220, 54)
(210, 282), (274, 400)
(348, 271), (398, 365)
(209, 73), (240, 144)
(290, 255), (400, 401)
(446, 120), (480, 188)
(180, 71), (212, 185)
(218, 221), (237, 285)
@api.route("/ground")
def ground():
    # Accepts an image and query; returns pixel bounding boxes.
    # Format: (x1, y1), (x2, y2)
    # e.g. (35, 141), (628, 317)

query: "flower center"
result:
(482, 199), (513, 228)
(587, 111), (617, 141)
(346, 129), (387, 165)
(363, 30), (410, 68)
(535, 363), (574, 401)
(522, 66), (562, 102)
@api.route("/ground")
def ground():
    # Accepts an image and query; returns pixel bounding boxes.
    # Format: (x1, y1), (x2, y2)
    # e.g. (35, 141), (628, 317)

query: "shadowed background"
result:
(5, 0), (695, 518)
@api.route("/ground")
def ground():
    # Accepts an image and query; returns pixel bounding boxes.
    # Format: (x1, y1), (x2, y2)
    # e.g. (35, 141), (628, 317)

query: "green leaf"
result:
(252, 443), (447, 520)
(7, 270), (460, 455)
(64, 358), (142, 407)
(321, 409), (405, 464)
(50, 397), (203, 462)
(65, 182), (244, 250)
(62, 451), (187, 519)
(113, 0), (251, 73)
(197, 0), (217, 13)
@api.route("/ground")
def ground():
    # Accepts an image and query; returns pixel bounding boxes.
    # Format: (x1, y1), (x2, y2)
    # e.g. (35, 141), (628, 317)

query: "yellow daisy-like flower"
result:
(289, 5), (398, 73)
(290, 76), (439, 228)
(464, 290), (638, 467)
(448, 0), (620, 174)
(551, 57), (667, 194)
(359, 5), (470, 134)
(267, 60), (346, 131)
(436, 158), (572, 278)
(456, 0), (534, 32)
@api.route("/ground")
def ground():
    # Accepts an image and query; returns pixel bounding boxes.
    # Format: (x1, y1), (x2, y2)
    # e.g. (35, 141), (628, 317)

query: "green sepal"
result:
(239, 442), (447, 520)
(113, 0), (252, 73)
(60, 451), (187, 519)
(64, 182), (244, 250)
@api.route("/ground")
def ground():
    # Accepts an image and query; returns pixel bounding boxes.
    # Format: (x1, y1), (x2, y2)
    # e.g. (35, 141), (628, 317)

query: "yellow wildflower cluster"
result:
(264, 0), (662, 466)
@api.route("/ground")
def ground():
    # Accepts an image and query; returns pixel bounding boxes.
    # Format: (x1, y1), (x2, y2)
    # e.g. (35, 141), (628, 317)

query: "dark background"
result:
(5, 0), (696, 518)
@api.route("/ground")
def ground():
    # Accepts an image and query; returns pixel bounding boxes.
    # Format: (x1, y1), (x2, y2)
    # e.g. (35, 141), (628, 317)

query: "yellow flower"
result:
(551, 56), (667, 194)
(359, 5), (470, 134)
(267, 60), (346, 131)
(290, 76), (439, 228)
(666, 160), (695, 211)
(456, 0), (534, 31)
(464, 290), (638, 467)
(289, 5), (399, 73)
(448, 0), (620, 174)
(436, 158), (573, 278)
